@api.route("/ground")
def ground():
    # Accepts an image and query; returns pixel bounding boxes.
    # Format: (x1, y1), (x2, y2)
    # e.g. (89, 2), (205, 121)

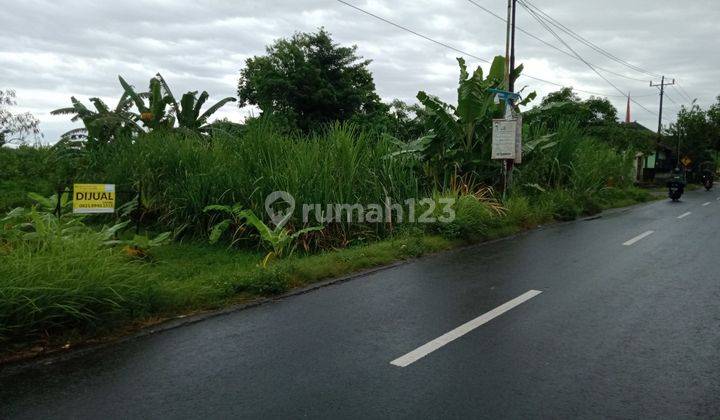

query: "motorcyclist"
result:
(701, 169), (714, 187)
(667, 167), (686, 195)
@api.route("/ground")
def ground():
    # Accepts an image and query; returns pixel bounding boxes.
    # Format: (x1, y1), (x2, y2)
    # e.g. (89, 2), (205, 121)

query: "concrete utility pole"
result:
(650, 76), (676, 169)
(508, 0), (517, 93)
(502, 0), (517, 193)
(650, 76), (675, 137)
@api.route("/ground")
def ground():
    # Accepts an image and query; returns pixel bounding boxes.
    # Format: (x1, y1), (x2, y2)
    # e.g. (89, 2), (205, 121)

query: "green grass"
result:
(0, 234), (157, 343)
(135, 185), (654, 314)
(144, 234), (458, 310)
(90, 123), (421, 246)
(0, 179), (53, 210)
(0, 185), (653, 356)
(0, 118), (655, 354)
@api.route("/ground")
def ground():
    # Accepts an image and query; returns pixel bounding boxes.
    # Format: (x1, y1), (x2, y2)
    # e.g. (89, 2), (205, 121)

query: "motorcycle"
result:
(701, 173), (714, 191)
(667, 179), (684, 201)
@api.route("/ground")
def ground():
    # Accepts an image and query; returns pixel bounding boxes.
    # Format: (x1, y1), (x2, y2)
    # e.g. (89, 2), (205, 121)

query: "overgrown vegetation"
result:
(0, 29), (662, 351)
(666, 96), (720, 170)
(0, 193), (170, 343)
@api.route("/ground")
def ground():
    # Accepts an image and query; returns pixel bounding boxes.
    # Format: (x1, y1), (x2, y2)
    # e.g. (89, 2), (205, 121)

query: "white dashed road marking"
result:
(678, 212), (692, 219)
(623, 230), (654, 246)
(390, 290), (542, 367)
(702, 202), (711, 206)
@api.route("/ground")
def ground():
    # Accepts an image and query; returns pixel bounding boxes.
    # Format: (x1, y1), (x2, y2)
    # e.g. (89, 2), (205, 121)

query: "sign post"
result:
(681, 156), (692, 168)
(72, 184), (116, 214)
(492, 118), (518, 160)
(489, 88), (523, 197)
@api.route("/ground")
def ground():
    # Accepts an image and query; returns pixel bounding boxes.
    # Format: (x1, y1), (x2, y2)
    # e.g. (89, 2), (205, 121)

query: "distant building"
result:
(621, 120), (660, 183)
(623, 95), (673, 183)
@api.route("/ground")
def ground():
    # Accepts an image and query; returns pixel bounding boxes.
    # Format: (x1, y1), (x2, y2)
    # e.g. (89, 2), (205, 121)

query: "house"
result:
(621, 121), (661, 183)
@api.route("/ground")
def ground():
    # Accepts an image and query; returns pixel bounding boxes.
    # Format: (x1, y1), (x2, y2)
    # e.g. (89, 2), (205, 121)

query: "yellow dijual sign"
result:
(73, 184), (116, 214)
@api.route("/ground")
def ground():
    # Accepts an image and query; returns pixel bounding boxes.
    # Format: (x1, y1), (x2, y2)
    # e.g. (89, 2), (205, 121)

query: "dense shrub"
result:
(235, 265), (290, 295)
(451, 195), (494, 240)
(515, 120), (633, 196)
(0, 234), (157, 342)
(541, 189), (581, 221)
(504, 195), (533, 228)
(87, 122), (421, 247)
(0, 146), (56, 209)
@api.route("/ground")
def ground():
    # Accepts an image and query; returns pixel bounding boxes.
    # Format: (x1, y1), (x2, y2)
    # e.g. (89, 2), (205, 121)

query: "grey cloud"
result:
(1, 0), (717, 143)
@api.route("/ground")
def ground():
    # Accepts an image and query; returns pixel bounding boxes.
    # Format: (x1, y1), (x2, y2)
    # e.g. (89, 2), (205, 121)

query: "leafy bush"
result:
(0, 146), (56, 210)
(235, 265), (290, 295)
(205, 205), (323, 266)
(90, 122), (420, 249)
(504, 195), (533, 228)
(0, 234), (157, 342)
(540, 189), (581, 221)
(451, 195), (495, 240)
(516, 119), (632, 197)
(570, 139), (632, 194)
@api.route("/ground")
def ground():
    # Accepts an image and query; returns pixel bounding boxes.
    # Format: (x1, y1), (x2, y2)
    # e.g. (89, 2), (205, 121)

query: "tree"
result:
(119, 75), (176, 131)
(667, 102), (713, 166)
(51, 94), (142, 147)
(527, 87), (617, 129)
(705, 96), (720, 158)
(0, 90), (40, 146)
(237, 28), (384, 132)
(386, 99), (429, 141)
(53, 73), (237, 145)
(394, 56), (535, 188)
(121, 73), (237, 133)
(540, 87), (580, 106)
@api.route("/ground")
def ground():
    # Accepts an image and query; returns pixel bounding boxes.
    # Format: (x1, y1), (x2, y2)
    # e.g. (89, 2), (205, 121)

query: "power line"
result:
(520, 0), (663, 79)
(464, 0), (649, 83)
(672, 82), (694, 103)
(664, 91), (679, 106)
(335, 0), (628, 98)
(518, 0), (658, 116)
(335, 0), (490, 63)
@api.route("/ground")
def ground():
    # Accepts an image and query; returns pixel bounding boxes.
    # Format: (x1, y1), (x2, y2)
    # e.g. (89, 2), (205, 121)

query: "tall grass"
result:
(0, 146), (56, 210)
(88, 122), (421, 246)
(515, 120), (633, 194)
(0, 233), (156, 342)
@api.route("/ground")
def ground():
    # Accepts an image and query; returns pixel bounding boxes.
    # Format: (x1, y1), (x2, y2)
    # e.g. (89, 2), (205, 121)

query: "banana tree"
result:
(51, 94), (142, 146)
(396, 55), (536, 187)
(175, 90), (236, 133)
(121, 73), (236, 134)
(119, 74), (176, 130)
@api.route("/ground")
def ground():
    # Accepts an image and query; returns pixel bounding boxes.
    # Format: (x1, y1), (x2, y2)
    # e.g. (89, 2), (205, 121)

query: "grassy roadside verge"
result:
(0, 187), (659, 364)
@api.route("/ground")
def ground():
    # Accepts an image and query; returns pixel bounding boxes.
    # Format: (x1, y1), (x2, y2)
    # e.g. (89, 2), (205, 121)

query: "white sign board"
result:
(514, 114), (523, 164)
(491, 119), (518, 160)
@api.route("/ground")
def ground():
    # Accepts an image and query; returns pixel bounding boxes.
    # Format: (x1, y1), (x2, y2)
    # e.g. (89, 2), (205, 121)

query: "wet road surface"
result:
(2, 188), (720, 418)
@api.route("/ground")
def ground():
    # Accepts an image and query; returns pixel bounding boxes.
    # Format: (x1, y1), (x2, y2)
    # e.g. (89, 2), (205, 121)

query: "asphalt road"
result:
(2, 188), (720, 419)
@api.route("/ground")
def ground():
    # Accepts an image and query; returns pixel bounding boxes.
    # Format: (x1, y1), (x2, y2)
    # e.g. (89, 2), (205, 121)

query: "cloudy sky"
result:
(2, 0), (718, 143)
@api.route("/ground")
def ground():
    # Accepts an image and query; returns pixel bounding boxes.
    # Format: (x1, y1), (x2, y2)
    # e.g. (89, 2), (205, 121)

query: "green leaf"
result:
(118, 76), (148, 113)
(487, 55), (506, 86)
(27, 192), (53, 210)
(289, 225), (324, 240)
(208, 220), (231, 244)
(156, 73), (179, 115)
(204, 204), (233, 214)
(198, 97), (237, 126)
(417, 91), (462, 144)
